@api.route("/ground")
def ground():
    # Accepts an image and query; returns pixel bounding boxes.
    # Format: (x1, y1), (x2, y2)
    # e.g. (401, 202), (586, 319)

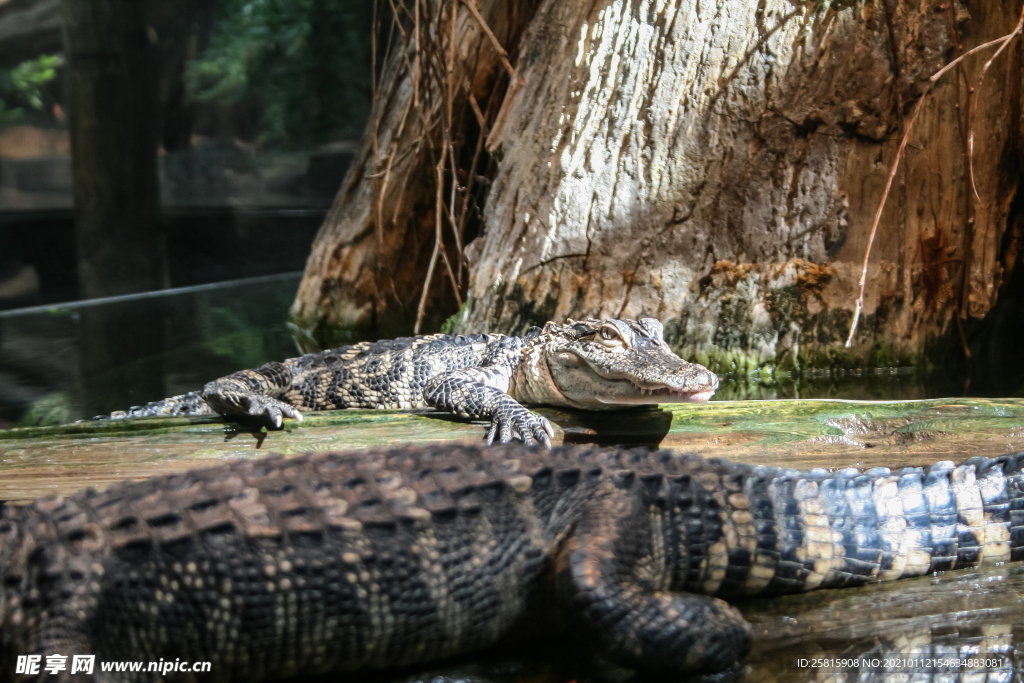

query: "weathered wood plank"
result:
(3, 398), (1024, 502)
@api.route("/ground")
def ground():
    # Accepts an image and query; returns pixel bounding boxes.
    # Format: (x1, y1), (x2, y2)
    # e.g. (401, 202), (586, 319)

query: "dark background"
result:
(0, 0), (374, 425)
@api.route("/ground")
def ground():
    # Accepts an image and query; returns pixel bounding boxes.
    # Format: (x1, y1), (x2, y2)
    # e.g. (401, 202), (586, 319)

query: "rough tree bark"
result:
(293, 0), (1022, 376)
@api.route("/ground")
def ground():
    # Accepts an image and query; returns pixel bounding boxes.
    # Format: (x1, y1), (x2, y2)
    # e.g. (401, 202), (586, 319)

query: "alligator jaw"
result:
(592, 382), (716, 405)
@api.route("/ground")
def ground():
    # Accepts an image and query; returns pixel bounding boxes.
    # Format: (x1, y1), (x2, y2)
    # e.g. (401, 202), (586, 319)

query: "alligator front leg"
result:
(201, 361), (304, 428)
(556, 491), (751, 674)
(422, 369), (554, 446)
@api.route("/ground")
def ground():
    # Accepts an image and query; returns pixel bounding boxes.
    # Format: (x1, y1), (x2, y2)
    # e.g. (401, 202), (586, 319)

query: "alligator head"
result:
(513, 318), (720, 410)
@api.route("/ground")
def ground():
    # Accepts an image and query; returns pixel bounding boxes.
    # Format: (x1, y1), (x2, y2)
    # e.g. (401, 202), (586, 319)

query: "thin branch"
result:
(390, 136), (422, 225)
(440, 245), (463, 307)
(371, 0), (379, 113)
(392, 0), (500, 330)
(845, 23), (1024, 347)
(448, 141), (463, 254)
(460, 85), (497, 212)
(460, 0), (515, 78)
(956, 4), (1024, 325)
(460, 106), (487, 205)
(941, 2), (976, 327)
(457, 85), (499, 274)
(968, 10), (1024, 202)
(371, 0), (381, 256)
(375, 143), (396, 250)
(467, 89), (485, 127)
(386, 0), (420, 106)
(413, 0), (420, 108)
(415, 147), (448, 334)
(392, 0), (414, 22)
(407, 0), (443, 143)
(448, 0), (457, 126)
(444, 0), (463, 300)
(447, 0), (459, 254)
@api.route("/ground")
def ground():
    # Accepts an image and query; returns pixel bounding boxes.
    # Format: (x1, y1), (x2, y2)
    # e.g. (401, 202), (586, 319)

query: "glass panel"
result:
(0, 272), (303, 427)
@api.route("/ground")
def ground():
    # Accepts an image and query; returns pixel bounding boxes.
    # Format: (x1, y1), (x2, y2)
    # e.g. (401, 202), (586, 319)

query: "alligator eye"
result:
(600, 327), (619, 341)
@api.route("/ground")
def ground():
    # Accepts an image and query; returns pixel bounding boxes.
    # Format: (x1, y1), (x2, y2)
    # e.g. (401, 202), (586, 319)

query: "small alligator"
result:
(105, 318), (720, 446)
(2, 443), (1022, 682)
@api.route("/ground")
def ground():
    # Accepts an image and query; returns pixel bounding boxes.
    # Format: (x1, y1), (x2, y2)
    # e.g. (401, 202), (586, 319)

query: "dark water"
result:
(0, 272), (973, 429)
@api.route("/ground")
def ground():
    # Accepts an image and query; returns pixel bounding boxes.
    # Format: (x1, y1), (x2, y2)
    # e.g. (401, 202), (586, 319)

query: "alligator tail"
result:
(725, 453), (1024, 595)
(825, 453), (1024, 580)
(96, 390), (214, 420)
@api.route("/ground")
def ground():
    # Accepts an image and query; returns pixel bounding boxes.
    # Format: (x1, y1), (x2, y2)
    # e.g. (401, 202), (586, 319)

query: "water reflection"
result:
(311, 562), (1024, 683)
(744, 560), (1024, 682)
(715, 366), (928, 402)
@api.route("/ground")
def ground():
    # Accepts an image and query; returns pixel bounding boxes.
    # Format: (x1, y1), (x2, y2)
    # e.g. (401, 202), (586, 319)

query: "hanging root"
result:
(845, 7), (1024, 348)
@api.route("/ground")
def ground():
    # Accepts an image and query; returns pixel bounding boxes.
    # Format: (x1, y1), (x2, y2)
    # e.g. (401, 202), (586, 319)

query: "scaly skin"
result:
(103, 318), (720, 446)
(2, 444), (1023, 682)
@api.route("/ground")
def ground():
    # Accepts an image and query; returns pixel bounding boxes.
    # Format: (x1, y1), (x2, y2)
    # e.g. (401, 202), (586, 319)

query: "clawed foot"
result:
(203, 394), (303, 429)
(239, 395), (304, 428)
(486, 401), (554, 447)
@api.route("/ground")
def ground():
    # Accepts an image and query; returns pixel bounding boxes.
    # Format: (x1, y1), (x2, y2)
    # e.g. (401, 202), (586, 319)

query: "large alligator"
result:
(2, 443), (1021, 682)
(102, 318), (720, 446)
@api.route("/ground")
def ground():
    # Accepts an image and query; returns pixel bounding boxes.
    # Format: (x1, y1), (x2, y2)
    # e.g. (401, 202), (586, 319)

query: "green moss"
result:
(441, 298), (473, 334)
(766, 284), (801, 327)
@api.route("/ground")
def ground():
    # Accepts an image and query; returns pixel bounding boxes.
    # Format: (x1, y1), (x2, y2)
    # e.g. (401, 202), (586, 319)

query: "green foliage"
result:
(0, 54), (61, 124)
(17, 392), (72, 427)
(185, 0), (373, 148)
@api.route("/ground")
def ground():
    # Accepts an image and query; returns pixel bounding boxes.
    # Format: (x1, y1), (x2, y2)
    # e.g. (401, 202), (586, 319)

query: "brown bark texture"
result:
(293, 0), (1022, 373)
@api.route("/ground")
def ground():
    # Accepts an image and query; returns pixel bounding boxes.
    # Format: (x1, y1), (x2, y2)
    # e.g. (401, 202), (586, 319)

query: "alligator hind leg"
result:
(202, 361), (304, 428)
(555, 495), (751, 674)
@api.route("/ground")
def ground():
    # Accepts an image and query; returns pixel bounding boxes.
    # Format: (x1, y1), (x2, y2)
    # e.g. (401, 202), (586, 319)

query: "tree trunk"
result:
(289, 0), (539, 349)
(61, 0), (165, 299)
(293, 0), (1022, 374)
(61, 0), (167, 415)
